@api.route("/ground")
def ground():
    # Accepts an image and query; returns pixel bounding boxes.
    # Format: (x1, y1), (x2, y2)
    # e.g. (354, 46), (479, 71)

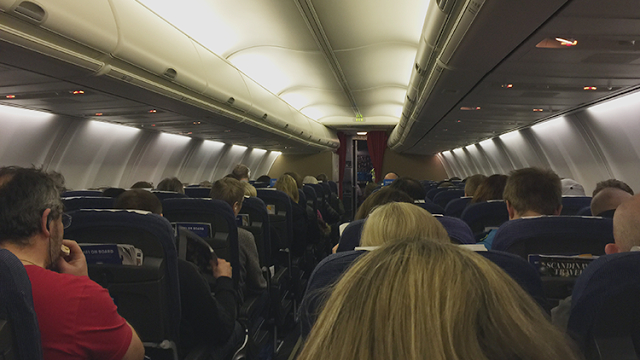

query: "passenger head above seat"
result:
(503, 168), (562, 219)
(360, 202), (449, 247)
(388, 177), (426, 201)
(298, 239), (581, 360)
(464, 174), (487, 197)
(131, 180), (153, 189)
(114, 189), (162, 215)
(231, 164), (250, 182)
(607, 194), (640, 254)
(591, 187), (632, 218)
(210, 177), (245, 215)
(593, 178), (634, 197)
(275, 174), (300, 203)
(156, 177), (184, 194)
(354, 187), (413, 220)
(471, 174), (508, 203)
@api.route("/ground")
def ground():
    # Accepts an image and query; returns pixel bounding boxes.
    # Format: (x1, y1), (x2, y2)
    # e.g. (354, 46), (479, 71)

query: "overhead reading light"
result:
(193, 121), (201, 125)
(5, 95), (16, 99)
(460, 106), (481, 111)
(71, 90), (84, 95)
(148, 109), (157, 113)
(533, 108), (544, 112)
(583, 86), (597, 90)
(357, 132), (368, 136)
(555, 37), (578, 47)
(95, 113), (103, 116)
(502, 84), (513, 88)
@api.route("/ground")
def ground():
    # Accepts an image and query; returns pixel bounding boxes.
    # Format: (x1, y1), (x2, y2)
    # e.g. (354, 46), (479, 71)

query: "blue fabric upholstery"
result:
(433, 215), (475, 244)
(327, 181), (338, 195)
(433, 189), (465, 209)
(415, 200), (444, 215)
(299, 250), (366, 338)
(444, 196), (472, 218)
(152, 190), (188, 201)
(568, 252), (640, 359)
(426, 187), (448, 201)
(491, 216), (613, 258)
(256, 189), (294, 252)
(184, 187), (212, 198)
(460, 200), (509, 235)
(302, 186), (318, 214)
(478, 250), (547, 308)
(335, 220), (366, 252)
(561, 196), (593, 215)
(61, 190), (102, 197)
(577, 206), (592, 216)
(62, 196), (114, 212)
(162, 198), (241, 286)
(65, 209), (181, 351)
(240, 197), (273, 268)
(0, 249), (43, 360)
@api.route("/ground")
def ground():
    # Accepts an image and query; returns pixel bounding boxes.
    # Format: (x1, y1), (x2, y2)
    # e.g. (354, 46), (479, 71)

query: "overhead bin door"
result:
(242, 75), (302, 134)
(193, 42), (252, 113)
(0, 0), (118, 54)
(109, 0), (206, 93)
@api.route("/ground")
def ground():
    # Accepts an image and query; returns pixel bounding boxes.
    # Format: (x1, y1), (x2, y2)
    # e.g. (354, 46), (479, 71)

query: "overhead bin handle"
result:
(13, 1), (46, 23)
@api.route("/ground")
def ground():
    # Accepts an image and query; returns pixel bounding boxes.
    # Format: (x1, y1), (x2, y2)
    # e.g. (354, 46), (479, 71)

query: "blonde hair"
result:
(298, 239), (581, 360)
(243, 182), (257, 197)
(360, 202), (450, 246)
(275, 174), (299, 203)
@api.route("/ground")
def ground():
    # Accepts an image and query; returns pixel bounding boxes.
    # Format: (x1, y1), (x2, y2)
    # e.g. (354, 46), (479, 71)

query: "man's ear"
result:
(554, 205), (563, 216)
(605, 243), (621, 255)
(40, 208), (52, 237)
(505, 200), (517, 220)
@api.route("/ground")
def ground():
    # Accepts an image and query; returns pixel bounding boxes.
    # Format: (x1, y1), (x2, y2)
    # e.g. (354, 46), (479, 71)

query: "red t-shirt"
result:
(25, 265), (133, 360)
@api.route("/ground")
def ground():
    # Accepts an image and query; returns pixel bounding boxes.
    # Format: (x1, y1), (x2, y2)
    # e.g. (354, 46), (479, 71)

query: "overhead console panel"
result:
(389, 0), (569, 153)
(0, 0), (338, 151)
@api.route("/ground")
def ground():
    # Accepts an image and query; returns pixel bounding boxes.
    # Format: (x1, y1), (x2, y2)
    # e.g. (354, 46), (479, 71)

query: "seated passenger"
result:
(303, 175), (340, 224)
(243, 182), (257, 197)
(255, 175), (271, 184)
(199, 180), (213, 188)
(592, 178), (634, 196)
(298, 239), (580, 360)
(470, 174), (508, 203)
(102, 187), (126, 198)
(231, 164), (250, 182)
(590, 187), (632, 217)
(275, 174), (309, 256)
(479, 168), (562, 250)
(114, 189), (243, 359)
(464, 174), (487, 197)
(561, 178), (585, 196)
(388, 177), (426, 201)
(0, 167), (144, 360)
(156, 177), (184, 194)
(210, 178), (267, 300)
(382, 172), (399, 181)
(131, 180), (153, 189)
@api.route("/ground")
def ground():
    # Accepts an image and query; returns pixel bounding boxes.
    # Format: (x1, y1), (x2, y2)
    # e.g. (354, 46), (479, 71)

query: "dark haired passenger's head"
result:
(316, 173), (328, 183)
(355, 187), (414, 220)
(232, 164), (250, 181)
(256, 175), (272, 184)
(131, 181), (153, 189)
(210, 177), (245, 212)
(102, 187), (126, 198)
(503, 168), (561, 218)
(593, 179), (634, 197)
(471, 174), (508, 204)
(114, 189), (162, 215)
(388, 177), (426, 201)
(156, 177), (184, 194)
(284, 172), (303, 189)
(465, 174), (487, 197)
(0, 166), (66, 245)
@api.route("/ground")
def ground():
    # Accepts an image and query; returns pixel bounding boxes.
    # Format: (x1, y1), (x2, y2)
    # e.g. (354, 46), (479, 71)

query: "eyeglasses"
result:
(62, 213), (72, 229)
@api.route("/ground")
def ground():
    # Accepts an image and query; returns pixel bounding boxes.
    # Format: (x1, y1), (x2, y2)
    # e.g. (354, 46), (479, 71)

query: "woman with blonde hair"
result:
(275, 174), (299, 203)
(275, 174), (307, 255)
(360, 202), (450, 247)
(298, 239), (581, 360)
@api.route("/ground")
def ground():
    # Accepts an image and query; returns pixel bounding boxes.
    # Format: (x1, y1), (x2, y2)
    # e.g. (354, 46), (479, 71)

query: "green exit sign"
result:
(355, 114), (364, 122)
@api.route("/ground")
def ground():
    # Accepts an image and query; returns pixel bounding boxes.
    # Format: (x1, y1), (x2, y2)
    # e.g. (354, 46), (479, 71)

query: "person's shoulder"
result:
(238, 227), (255, 241)
(27, 265), (93, 289)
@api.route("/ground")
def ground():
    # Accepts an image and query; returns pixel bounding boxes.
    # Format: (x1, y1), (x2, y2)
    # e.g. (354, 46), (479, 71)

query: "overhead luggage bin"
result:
(109, 0), (207, 93)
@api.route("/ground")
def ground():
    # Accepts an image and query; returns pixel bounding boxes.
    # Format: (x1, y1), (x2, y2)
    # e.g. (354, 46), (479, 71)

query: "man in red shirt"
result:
(0, 166), (144, 360)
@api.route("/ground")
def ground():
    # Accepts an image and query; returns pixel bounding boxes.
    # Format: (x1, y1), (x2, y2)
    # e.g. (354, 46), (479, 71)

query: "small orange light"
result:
(457, 120), (462, 123)
(502, 84), (513, 88)
(151, 124), (156, 127)
(5, 95), (16, 99)
(187, 132), (192, 135)
(148, 109), (157, 113)
(193, 121), (201, 125)
(583, 86), (597, 90)
(533, 109), (544, 112)
(95, 113), (103, 116)
(72, 90), (85, 95)
(556, 37), (578, 46)
(460, 106), (481, 111)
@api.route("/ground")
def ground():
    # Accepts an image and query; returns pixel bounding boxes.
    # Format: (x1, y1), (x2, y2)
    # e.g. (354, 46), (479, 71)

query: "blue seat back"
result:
(183, 187), (211, 198)
(327, 181), (338, 195)
(320, 183), (331, 200)
(0, 249), (43, 360)
(433, 189), (465, 209)
(64, 209), (180, 348)
(460, 200), (509, 235)
(492, 216), (613, 258)
(257, 189), (294, 251)
(568, 252), (640, 359)
(336, 219), (366, 252)
(61, 190), (102, 197)
(62, 196), (114, 212)
(577, 206), (592, 217)
(414, 200), (444, 215)
(298, 189), (306, 208)
(444, 196), (473, 218)
(561, 196), (593, 215)
(151, 190), (188, 201)
(426, 187), (449, 201)
(302, 186), (318, 214)
(239, 197), (273, 267)
(299, 250), (366, 338)
(433, 215), (475, 244)
(162, 198), (240, 285)
(478, 250), (547, 308)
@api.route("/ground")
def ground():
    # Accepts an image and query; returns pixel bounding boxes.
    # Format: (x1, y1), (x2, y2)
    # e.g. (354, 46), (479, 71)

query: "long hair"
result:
(275, 174), (299, 203)
(471, 174), (508, 203)
(360, 202), (450, 246)
(355, 187), (413, 220)
(298, 239), (581, 360)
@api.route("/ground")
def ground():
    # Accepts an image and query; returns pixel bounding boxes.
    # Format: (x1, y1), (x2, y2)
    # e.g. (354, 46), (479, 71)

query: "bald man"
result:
(605, 194), (640, 254)
(383, 172), (399, 181)
(591, 187), (633, 218)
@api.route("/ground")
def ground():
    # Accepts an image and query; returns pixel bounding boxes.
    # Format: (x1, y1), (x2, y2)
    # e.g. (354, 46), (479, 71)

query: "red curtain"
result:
(336, 132), (347, 199)
(367, 131), (388, 183)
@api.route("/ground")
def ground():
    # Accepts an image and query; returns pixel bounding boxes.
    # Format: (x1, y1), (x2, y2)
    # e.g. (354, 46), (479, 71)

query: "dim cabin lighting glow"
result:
(72, 90), (84, 95)
(460, 106), (481, 111)
(95, 113), (103, 116)
(357, 132), (368, 136)
(89, 120), (141, 134)
(280, 92), (311, 110)
(205, 140), (225, 146)
(300, 107), (325, 121)
(502, 84), (513, 88)
(533, 108), (544, 112)
(500, 130), (522, 141)
(0, 103), (54, 120)
(252, 148), (267, 154)
(160, 132), (192, 142)
(272, 151), (282, 156)
(6, 95), (16, 99)
(479, 138), (494, 146)
(232, 144), (248, 150)
(555, 37), (578, 46)
(583, 86), (597, 91)
(531, 116), (565, 132)
(148, 109), (157, 113)
(588, 90), (640, 115)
